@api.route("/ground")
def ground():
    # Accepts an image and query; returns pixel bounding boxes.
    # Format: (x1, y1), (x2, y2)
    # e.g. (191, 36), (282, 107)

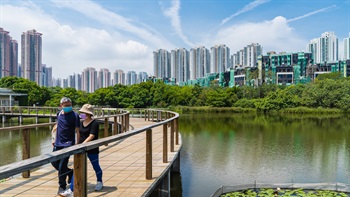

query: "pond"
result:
(1, 114), (350, 197)
(176, 113), (350, 197)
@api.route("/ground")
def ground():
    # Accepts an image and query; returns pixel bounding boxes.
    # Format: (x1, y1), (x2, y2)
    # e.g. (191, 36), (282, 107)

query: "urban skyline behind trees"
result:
(0, 74), (350, 112)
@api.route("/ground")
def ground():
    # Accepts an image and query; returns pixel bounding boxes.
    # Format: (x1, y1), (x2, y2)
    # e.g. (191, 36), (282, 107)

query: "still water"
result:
(1, 114), (350, 197)
(178, 113), (350, 197)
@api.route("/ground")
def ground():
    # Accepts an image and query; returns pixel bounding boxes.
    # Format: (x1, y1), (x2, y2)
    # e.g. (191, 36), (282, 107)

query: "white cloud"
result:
(209, 16), (307, 53)
(1, 3), (158, 78)
(161, 0), (194, 47)
(51, 0), (173, 49)
(220, 0), (270, 26)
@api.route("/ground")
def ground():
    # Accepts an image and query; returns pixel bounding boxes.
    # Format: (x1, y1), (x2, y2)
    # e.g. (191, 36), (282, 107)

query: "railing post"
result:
(113, 116), (118, 135)
(74, 153), (87, 197)
(163, 124), (168, 163)
(22, 128), (30, 178)
(144, 110), (147, 121)
(167, 112), (170, 127)
(148, 110), (150, 121)
(175, 118), (179, 145)
(104, 118), (108, 138)
(152, 110), (155, 122)
(146, 129), (152, 180)
(121, 115), (125, 132)
(170, 119), (175, 152)
(126, 114), (129, 131)
(27, 107), (30, 115)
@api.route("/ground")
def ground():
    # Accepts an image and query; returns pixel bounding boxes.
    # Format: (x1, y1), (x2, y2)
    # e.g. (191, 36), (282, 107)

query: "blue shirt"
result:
(54, 111), (80, 147)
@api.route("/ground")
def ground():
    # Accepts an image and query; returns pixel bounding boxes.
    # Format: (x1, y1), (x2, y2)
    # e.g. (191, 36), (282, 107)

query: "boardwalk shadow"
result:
(87, 183), (118, 196)
(0, 166), (57, 195)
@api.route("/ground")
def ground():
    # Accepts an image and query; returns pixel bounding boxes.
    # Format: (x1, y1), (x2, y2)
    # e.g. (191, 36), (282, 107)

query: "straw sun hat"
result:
(79, 104), (94, 116)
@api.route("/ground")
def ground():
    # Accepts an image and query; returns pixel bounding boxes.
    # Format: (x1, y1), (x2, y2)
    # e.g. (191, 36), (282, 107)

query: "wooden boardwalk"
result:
(0, 118), (181, 196)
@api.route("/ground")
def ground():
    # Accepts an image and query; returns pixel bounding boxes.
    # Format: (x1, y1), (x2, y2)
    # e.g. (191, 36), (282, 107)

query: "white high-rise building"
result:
(82, 67), (97, 93)
(153, 49), (170, 78)
(233, 43), (262, 68)
(190, 46), (210, 80)
(53, 78), (61, 87)
(98, 68), (111, 88)
(344, 33), (350, 60)
(21, 29), (42, 85)
(306, 32), (338, 64)
(210, 44), (230, 73)
(113, 69), (125, 85)
(73, 73), (82, 90)
(67, 74), (75, 88)
(126, 71), (137, 85)
(137, 72), (148, 83)
(171, 48), (189, 83)
(46, 67), (53, 87)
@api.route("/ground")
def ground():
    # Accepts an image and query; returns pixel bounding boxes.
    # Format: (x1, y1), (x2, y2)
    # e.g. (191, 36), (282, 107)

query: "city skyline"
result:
(1, 0), (350, 79)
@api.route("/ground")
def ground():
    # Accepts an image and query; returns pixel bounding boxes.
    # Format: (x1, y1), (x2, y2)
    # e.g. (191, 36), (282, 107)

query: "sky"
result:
(1, 0), (350, 79)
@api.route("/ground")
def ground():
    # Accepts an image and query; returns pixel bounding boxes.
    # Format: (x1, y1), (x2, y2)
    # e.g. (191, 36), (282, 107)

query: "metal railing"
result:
(0, 108), (180, 197)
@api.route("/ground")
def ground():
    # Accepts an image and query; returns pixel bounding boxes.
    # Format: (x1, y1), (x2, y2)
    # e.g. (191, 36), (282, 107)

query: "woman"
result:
(60, 104), (103, 196)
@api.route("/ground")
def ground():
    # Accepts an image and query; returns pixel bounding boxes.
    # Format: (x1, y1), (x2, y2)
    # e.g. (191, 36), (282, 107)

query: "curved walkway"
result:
(0, 118), (181, 196)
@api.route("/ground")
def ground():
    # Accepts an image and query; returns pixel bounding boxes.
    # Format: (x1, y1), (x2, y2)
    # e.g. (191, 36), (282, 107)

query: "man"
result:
(51, 97), (80, 195)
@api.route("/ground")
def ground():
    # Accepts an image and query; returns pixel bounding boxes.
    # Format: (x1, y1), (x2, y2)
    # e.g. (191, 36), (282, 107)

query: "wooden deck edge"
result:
(141, 133), (183, 197)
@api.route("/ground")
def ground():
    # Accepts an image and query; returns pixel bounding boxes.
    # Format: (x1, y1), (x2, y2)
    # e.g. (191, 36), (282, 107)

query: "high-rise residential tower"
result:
(74, 73), (82, 90)
(98, 68), (111, 88)
(306, 32), (338, 64)
(82, 67), (97, 93)
(126, 71), (137, 85)
(21, 29), (42, 85)
(344, 33), (350, 60)
(189, 46), (210, 80)
(153, 49), (171, 78)
(46, 66), (53, 87)
(10, 40), (18, 77)
(171, 48), (190, 83)
(137, 72), (148, 83)
(232, 43), (263, 68)
(113, 69), (125, 85)
(0, 28), (18, 78)
(67, 74), (75, 88)
(210, 44), (230, 73)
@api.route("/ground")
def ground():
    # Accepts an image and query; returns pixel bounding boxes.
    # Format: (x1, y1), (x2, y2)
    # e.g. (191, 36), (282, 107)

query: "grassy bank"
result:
(169, 106), (345, 114)
(169, 106), (256, 114)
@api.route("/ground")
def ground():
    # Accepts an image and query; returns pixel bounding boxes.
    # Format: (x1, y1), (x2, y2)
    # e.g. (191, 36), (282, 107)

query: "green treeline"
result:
(1, 73), (349, 112)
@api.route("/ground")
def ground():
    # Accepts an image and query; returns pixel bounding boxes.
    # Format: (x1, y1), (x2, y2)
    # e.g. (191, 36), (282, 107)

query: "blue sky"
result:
(1, 0), (349, 79)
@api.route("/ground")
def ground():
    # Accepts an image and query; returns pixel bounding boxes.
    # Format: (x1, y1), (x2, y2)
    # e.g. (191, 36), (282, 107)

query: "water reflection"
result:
(0, 118), (53, 166)
(178, 113), (350, 197)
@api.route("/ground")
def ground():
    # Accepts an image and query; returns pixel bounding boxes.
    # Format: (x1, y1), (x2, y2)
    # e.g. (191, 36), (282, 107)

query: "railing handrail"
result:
(0, 109), (179, 180)
(0, 109), (129, 132)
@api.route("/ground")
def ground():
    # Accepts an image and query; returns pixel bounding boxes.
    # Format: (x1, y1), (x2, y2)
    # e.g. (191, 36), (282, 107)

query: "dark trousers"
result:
(51, 146), (73, 189)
